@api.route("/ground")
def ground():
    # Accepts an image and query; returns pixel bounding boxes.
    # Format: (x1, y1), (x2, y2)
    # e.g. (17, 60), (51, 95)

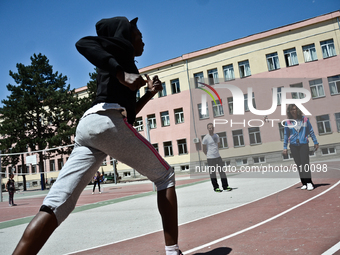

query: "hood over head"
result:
(96, 16), (138, 42)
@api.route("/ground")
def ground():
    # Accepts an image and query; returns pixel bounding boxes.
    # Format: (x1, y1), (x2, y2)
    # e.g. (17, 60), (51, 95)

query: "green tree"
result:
(0, 53), (84, 190)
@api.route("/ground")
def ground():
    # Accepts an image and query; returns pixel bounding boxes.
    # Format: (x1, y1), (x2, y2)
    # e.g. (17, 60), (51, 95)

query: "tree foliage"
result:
(0, 53), (85, 172)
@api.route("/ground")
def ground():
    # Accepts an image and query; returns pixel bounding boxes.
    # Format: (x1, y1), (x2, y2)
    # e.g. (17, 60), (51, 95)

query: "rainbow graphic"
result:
(197, 82), (222, 106)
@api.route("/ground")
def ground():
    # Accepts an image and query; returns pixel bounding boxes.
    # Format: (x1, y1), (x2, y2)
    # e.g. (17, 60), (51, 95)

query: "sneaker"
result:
(223, 186), (233, 191)
(99, 192), (102, 194)
(307, 183), (314, 191)
(179, 250), (183, 255)
(301, 185), (307, 190)
(12, 204), (17, 206)
(92, 192), (94, 195)
(214, 188), (223, 193)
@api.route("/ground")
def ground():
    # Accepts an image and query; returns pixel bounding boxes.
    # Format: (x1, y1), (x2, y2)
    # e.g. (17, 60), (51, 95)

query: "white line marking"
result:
(321, 241), (340, 255)
(66, 181), (299, 254)
(183, 180), (340, 254)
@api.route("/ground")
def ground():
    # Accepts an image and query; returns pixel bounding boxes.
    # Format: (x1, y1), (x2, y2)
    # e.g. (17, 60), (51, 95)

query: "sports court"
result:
(0, 160), (339, 255)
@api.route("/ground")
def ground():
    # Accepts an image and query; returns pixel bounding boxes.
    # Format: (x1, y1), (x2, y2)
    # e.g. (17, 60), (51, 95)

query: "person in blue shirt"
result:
(283, 104), (319, 191)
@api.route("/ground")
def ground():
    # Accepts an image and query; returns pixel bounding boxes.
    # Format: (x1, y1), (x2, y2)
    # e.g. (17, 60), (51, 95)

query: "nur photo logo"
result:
(197, 82), (222, 115)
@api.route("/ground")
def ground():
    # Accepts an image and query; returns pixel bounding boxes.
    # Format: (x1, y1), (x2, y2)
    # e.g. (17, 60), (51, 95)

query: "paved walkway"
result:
(0, 160), (339, 255)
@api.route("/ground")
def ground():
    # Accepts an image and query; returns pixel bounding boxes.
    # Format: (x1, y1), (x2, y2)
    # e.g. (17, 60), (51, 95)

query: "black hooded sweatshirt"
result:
(76, 17), (139, 124)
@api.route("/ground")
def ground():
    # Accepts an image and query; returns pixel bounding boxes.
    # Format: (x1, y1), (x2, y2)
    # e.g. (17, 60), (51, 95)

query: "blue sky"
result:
(0, 0), (339, 106)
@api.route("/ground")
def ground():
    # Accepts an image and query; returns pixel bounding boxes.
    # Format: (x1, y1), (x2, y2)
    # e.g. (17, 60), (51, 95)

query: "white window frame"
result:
(147, 114), (157, 129)
(198, 103), (209, 119)
(238, 60), (251, 78)
(227, 97), (233, 114)
(223, 64), (235, 81)
(212, 100), (224, 117)
(163, 141), (173, 157)
(266, 52), (280, 71)
(174, 108), (184, 124)
(171, 79), (181, 94)
(328, 75), (340, 95)
(278, 123), (284, 141)
(232, 129), (244, 147)
(152, 143), (159, 152)
(249, 127), (262, 145)
(177, 139), (188, 155)
(290, 83), (305, 99)
(244, 93), (256, 112)
(217, 132), (228, 149)
(236, 158), (248, 166)
(309, 79), (325, 99)
(284, 48), (298, 66)
(160, 111), (170, 127)
(158, 82), (167, 97)
(194, 72), (204, 88)
(320, 39), (336, 58)
(276, 87), (283, 105)
(253, 156), (266, 164)
(207, 68), (219, 85)
(321, 147), (336, 155)
(302, 44), (317, 62)
(134, 117), (144, 131)
(335, 113), (340, 132)
(316, 114), (332, 135)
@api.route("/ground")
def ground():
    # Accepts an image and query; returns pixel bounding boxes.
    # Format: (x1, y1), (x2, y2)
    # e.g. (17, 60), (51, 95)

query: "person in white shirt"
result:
(202, 123), (232, 192)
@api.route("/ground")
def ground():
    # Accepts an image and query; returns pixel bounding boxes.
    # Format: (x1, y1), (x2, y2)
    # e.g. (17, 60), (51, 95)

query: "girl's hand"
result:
(145, 74), (162, 93)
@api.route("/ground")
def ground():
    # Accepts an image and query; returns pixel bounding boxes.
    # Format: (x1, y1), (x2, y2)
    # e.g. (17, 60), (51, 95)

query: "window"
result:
(158, 82), (167, 97)
(328, 75), (340, 95)
(320, 39), (336, 58)
(278, 123), (284, 141)
(147, 114), (156, 129)
(180, 165), (190, 171)
(136, 90), (140, 101)
(160, 111), (170, 127)
(207, 68), (219, 85)
(198, 103), (209, 119)
(232, 129), (244, 147)
(50, 159), (55, 172)
(302, 44), (317, 62)
(171, 79), (181, 94)
(223, 64), (235, 81)
(236, 158), (248, 166)
(249, 127), (262, 145)
(316, 115), (332, 134)
(212, 100), (224, 117)
(276, 87), (283, 105)
(227, 97), (233, 114)
(134, 117), (143, 131)
(194, 72), (204, 88)
(152, 143), (159, 152)
(217, 132), (228, 149)
(253, 156), (266, 164)
(335, 113), (340, 132)
(174, 108), (184, 124)
(290, 83), (305, 99)
(284, 48), (298, 66)
(321, 147), (336, 155)
(309, 79), (325, 98)
(238, 60), (251, 78)
(177, 139), (188, 155)
(244, 93), (256, 112)
(266, 52), (280, 71)
(58, 158), (64, 170)
(163, 141), (173, 157)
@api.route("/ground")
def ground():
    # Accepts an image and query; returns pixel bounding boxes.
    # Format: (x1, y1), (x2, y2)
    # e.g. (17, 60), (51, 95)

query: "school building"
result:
(1, 10), (340, 188)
